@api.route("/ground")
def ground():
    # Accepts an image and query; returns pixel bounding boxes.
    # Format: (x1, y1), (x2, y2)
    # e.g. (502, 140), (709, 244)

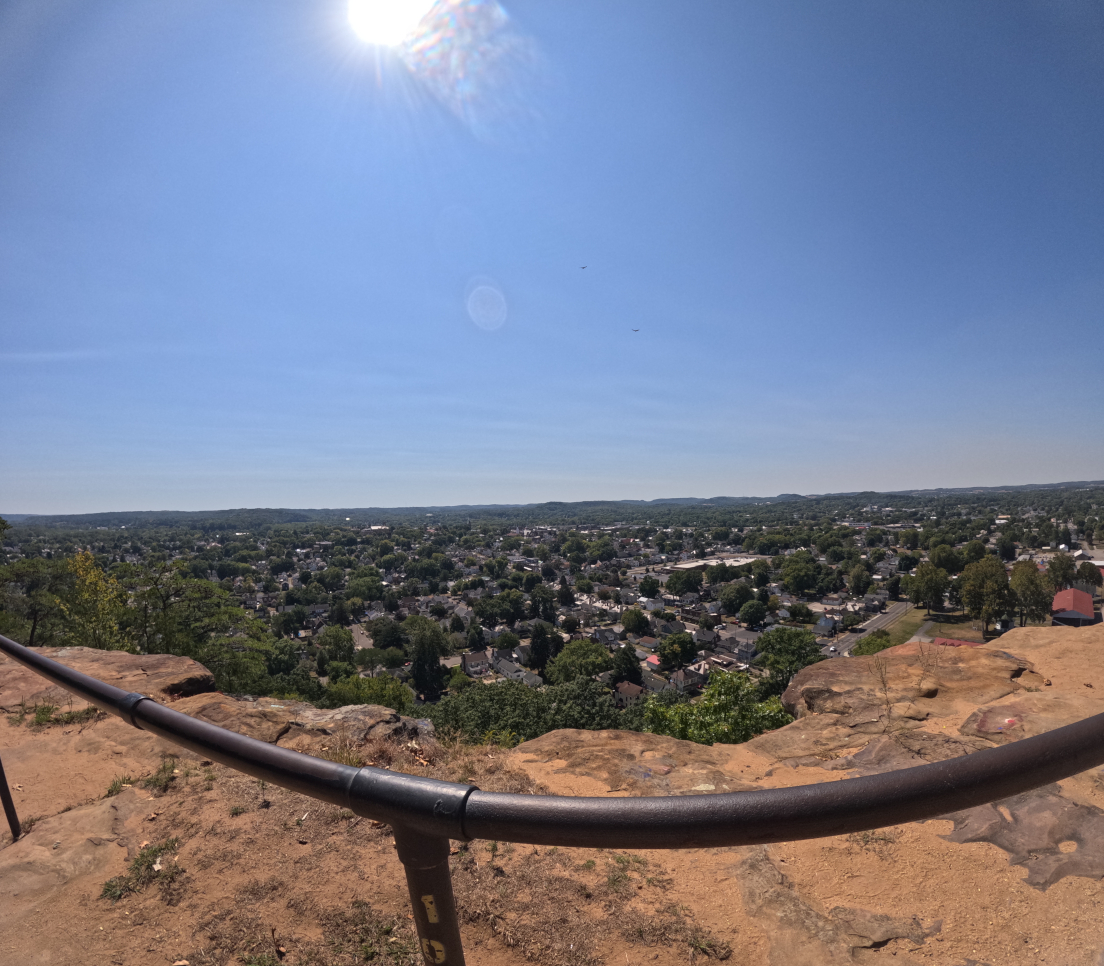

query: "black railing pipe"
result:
(0, 753), (20, 842)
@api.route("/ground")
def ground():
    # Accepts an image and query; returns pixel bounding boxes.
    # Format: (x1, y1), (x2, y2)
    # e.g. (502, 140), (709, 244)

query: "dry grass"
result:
(318, 725), (544, 795)
(187, 898), (420, 966)
(451, 846), (731, 965)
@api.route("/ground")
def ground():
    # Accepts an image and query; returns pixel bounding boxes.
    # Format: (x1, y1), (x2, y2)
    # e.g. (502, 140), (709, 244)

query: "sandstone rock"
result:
(512, 728), (760, 795)
(735, 846), (939, 965)
(959, 690), (1102, 744)
(942, 784), (1104, 889)
(170, 693), (436, 754)
(781, 642), (1032, 723)
(0, 647), (215, 712)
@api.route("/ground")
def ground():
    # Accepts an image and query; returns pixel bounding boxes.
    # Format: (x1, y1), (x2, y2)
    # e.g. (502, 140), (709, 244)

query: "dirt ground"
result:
(4, 623), (1104, 966)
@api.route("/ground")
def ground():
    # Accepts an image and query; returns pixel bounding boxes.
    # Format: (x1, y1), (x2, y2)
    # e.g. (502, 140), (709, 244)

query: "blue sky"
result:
(2, 0), (1102, 513)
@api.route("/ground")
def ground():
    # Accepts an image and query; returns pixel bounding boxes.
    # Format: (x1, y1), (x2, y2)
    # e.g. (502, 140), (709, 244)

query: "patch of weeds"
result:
(850, 829), (897, 848)
(32, 702), (59, 726)
(286, 899), (419, 965)
(105, 774), (134, 798)
(580, 859), (596, 871)
(241, 956), (280, 966)
(847, 829), (899, 859)
(320, 725), (366, 768)
(20, 815), (42, 835)
(7, 698), (30, 726)
(53, 706), (101, 726)
(606, 868), (631, 893)
(100, 838), (182, 904)
(619, 906), (732, 960)
(141, 756), (177, 794)
(230, 806), (247, 817)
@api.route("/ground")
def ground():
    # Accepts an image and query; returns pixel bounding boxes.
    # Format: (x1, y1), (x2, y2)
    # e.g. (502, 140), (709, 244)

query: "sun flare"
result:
(348, 0), (437, 46)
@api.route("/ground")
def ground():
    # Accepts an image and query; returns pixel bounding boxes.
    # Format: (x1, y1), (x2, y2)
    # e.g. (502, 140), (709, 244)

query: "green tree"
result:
(265, 638), (301, 676)
(1009, 560), (1053, 626)
(960, 556), (1011, 636)
(644, 670), (792, 745)
(0, 558), (70, 646)
(739, 599), (768, 628)
(720, 582), (754, 615)
(665, 570), (703, 597)
(995, 534), (1018, 562)
(368, 616), (408, 652)
(403, 615), (449, 698)
(849, 565), (873, 597)
(1076, 561), (1103, 590)
(60, 551), (132, 651)
(900, 529), (920, 551)
(425, 678), (622, 744)
(316, 624), (355, 664)
(851, 628), (893, 656)
(639, 575), (661, 599)
(448, 665), (475, 692)
(1047, 552), (1077, 591)
(316, 567), (346, 592)
(780, 555), (818, 595)
(496, 589), (527, 626)
(611, 643), (643, 685)
(962, 540), (987, 565)
(656, 631), (697, 670)
(526, 622), (555, 672)
(910, 561), (950, 614)
(527, 584), (556, 623)
(929, 544), (963, 574)
(319, 674), (414, 714)
(545, 638), (614, 685)
(754, 626), (824, 697)
(621, 607), (649, 636)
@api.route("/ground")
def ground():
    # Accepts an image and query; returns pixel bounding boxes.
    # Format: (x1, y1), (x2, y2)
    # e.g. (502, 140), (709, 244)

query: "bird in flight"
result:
(632, 328), (639, 332)
(581, 265), (586, 269)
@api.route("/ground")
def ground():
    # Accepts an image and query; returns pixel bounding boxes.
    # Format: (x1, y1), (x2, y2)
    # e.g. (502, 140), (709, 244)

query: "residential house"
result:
(1052, 589), (1096, 627)
(613, 681), (645, 708)
(670, 667), (707, 694)
(692, 626), (718, 647)
(462, 649), (493, 676)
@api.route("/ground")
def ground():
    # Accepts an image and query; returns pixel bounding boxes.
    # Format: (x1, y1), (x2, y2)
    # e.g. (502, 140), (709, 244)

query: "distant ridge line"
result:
(5, 479), (1104, 526)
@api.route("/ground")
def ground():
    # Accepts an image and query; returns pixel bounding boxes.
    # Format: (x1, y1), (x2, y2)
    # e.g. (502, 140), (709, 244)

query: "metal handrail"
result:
(4, 632), (1104, 964)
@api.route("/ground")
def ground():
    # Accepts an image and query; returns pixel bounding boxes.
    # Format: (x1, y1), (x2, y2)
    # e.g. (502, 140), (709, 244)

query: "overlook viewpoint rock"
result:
(3, 624), (1104, 965)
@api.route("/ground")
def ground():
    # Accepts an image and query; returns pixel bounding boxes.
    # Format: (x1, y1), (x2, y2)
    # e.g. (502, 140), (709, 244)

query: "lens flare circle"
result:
(348, 0), (436, 46)
(466, 281), (507, 331)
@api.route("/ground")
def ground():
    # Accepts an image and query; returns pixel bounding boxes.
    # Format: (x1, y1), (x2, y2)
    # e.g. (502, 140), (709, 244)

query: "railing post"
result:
(0, 752), (21, 843)
(392, 826), (466, 966)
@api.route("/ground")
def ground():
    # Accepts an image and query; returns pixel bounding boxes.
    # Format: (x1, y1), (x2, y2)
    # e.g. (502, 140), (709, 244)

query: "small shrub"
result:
(105, 774), (134, 798)
(32, 703), (59, 726)
(53, 706), (101, 726)
(852, 628), (893, 657)
(101, 839), (182, 903)
(141, 757), (177, 794)
(230, 805), (246, 817)
(20, 815), (42, 835)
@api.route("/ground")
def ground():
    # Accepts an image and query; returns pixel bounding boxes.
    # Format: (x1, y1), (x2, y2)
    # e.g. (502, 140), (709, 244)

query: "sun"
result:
(348, 0), (437, 46)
